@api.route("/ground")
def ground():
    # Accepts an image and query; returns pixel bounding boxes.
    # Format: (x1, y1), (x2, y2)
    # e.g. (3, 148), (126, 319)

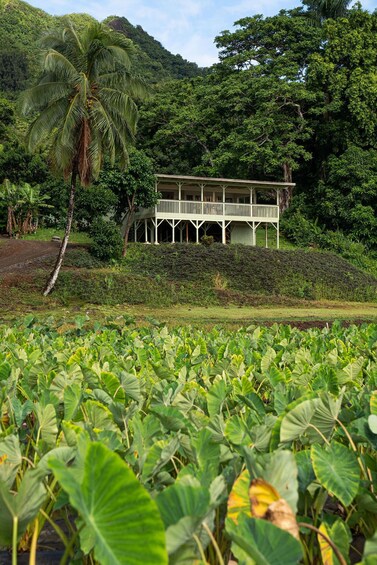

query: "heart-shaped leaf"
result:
(311, 442), (360, 507)
(50, 441), (168, 565)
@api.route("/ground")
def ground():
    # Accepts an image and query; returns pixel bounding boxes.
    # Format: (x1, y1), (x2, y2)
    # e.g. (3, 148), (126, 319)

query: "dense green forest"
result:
(0, 0), (377, 255)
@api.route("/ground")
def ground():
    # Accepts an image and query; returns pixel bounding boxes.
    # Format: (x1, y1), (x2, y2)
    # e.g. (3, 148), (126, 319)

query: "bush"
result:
(90, 219), (123, 262)
(280, 211), (322, 247)
(201, 235), (214, 246)
(281, 210), (377, 274)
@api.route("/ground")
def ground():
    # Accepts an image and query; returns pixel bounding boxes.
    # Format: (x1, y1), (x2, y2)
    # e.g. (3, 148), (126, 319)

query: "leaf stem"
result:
(29, 517), (39, 565)
(298, 522), (346, 565)
(12, 516), (18, 565)
(202, 522), (224, 565)
(192, 533), (207, 563)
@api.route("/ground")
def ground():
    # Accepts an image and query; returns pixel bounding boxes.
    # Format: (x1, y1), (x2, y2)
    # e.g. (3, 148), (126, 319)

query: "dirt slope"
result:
(0, 240), (60, 272)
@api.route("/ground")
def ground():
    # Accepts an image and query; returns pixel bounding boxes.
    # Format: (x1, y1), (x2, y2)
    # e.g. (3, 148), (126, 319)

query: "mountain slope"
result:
(0, 0), (204, 95)
(106, 17), (204, 81)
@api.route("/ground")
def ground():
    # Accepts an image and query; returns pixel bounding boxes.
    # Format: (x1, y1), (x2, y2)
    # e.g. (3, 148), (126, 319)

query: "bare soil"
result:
(0, 239), (78, 273)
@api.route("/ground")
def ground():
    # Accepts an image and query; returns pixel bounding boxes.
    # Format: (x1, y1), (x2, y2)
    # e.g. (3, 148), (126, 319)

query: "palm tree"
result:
(20, 22), (146, 295)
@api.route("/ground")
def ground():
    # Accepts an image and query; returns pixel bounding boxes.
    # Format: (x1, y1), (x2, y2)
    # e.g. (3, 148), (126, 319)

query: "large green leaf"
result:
(362, 531), (377, 564)
(0, 468), (47, 546)
(311, 442), (360, 507)
(49, 441), (168, 565)
(0, 435), (22, 489)
(226, 515), (303, 565)
(156, 479), (216, 561)
(281, 395), (339, 444)
(34, 403), (58, 448)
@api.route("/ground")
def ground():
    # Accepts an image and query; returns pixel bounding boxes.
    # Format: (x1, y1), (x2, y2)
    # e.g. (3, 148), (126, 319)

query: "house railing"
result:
(135, 200), (279, 219)
(157, 200), (278, 218)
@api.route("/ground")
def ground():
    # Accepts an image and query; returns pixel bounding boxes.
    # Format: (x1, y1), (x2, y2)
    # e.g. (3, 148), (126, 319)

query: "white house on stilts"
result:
(133, 174), (295, 247)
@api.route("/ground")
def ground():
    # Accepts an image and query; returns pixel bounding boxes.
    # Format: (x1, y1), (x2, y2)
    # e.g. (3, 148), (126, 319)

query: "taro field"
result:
(1, 317), (377, 564)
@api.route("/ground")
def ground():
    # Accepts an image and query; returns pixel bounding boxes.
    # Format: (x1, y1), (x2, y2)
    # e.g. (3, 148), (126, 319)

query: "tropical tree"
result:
(97, 149), (158, 255)
(17, 184), (51, 235)
(0, 179), (19, 237)
(303, 0), (352, 21)
(20, 21), (146, 294)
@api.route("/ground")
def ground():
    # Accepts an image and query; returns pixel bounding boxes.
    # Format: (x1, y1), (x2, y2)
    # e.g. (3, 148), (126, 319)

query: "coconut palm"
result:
(20, 21), (146, 294)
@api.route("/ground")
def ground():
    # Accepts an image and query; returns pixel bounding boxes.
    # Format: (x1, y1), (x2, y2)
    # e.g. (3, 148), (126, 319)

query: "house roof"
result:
(156, 174), (295, 190)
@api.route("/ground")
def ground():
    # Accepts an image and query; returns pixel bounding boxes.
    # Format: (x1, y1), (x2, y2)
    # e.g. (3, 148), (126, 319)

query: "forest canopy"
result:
(0, 0), (376, 248)
(137, 4), (377, 246)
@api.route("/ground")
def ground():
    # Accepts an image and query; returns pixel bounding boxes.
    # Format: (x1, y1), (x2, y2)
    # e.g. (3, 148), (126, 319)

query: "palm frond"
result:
(26, 98), (69, 151)
(19, 82), (71, 115)
(43, 50), (78, 82)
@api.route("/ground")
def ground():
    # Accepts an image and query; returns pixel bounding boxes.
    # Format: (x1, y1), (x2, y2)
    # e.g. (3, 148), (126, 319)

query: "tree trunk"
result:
(7, 207), (13, 237)
(280, 162), (293, 213)
(122, 212), (134, 257)
(43, 172), (77, 296)
(122, 198), (136, 257)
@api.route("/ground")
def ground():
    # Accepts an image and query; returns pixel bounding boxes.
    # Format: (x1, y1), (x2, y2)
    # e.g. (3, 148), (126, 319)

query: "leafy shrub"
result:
(281, 210), (377, 276)
(280, 211), (322, 247)
(63, 248), (104, 269)
(90, 218), (123, 262)
(200, 234), (214, 246)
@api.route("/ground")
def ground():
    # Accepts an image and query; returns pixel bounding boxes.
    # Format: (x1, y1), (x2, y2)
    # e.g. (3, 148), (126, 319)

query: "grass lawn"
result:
(23, 228), (92, 244)
(255, 225), (295, 249)
(105, 301), (377, 327)
(1, 299), (377, 328)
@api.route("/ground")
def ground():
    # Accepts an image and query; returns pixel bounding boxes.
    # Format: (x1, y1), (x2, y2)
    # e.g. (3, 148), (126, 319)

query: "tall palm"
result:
(20, 22), (146, 295)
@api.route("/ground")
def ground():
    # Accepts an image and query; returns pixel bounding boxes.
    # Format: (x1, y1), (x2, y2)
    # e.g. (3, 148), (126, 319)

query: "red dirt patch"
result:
(0, 239), (59, 271)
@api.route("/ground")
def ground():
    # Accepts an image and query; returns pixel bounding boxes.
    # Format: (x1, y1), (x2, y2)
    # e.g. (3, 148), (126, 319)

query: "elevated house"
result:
(133, 174), (295, 247)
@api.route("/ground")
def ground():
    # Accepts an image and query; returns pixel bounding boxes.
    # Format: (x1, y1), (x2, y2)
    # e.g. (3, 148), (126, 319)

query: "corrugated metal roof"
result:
(155, 174), (295, 189)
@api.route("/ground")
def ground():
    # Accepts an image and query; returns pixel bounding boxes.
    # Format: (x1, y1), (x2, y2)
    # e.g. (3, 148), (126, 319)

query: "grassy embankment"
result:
(1, 238), (377, 325)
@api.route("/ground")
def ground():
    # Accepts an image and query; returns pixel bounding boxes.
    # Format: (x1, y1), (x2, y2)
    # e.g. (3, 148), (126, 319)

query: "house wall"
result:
(230, 223), (253, 245)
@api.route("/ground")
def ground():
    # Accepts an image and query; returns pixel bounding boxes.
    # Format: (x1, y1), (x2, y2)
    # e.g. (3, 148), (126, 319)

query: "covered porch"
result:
(133, 174), (295, 247)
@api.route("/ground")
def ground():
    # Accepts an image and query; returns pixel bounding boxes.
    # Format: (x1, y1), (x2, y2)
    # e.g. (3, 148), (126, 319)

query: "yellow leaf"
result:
(265, 498), (300, 540)
(249, 478), (280, 518)
(0, 454), (7, 465)
(370, 391), (377, 416)
(227, 469), (251, 524)
(318, 523), (334, 565)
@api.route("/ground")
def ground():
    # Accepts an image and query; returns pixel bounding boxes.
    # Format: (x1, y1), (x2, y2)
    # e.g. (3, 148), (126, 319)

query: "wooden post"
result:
(222, 220), (226, 244)
(172, 220), (175, 243)
(144, 219), (148, 243)
(277, 225), (280, 250)
(196, 222), (199, 243)
(155, 221), (158, 244)
(186, 222), (189, 243)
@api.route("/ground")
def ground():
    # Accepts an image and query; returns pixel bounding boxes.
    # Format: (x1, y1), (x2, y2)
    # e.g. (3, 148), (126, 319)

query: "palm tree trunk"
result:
(43, 172), (77, 296)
